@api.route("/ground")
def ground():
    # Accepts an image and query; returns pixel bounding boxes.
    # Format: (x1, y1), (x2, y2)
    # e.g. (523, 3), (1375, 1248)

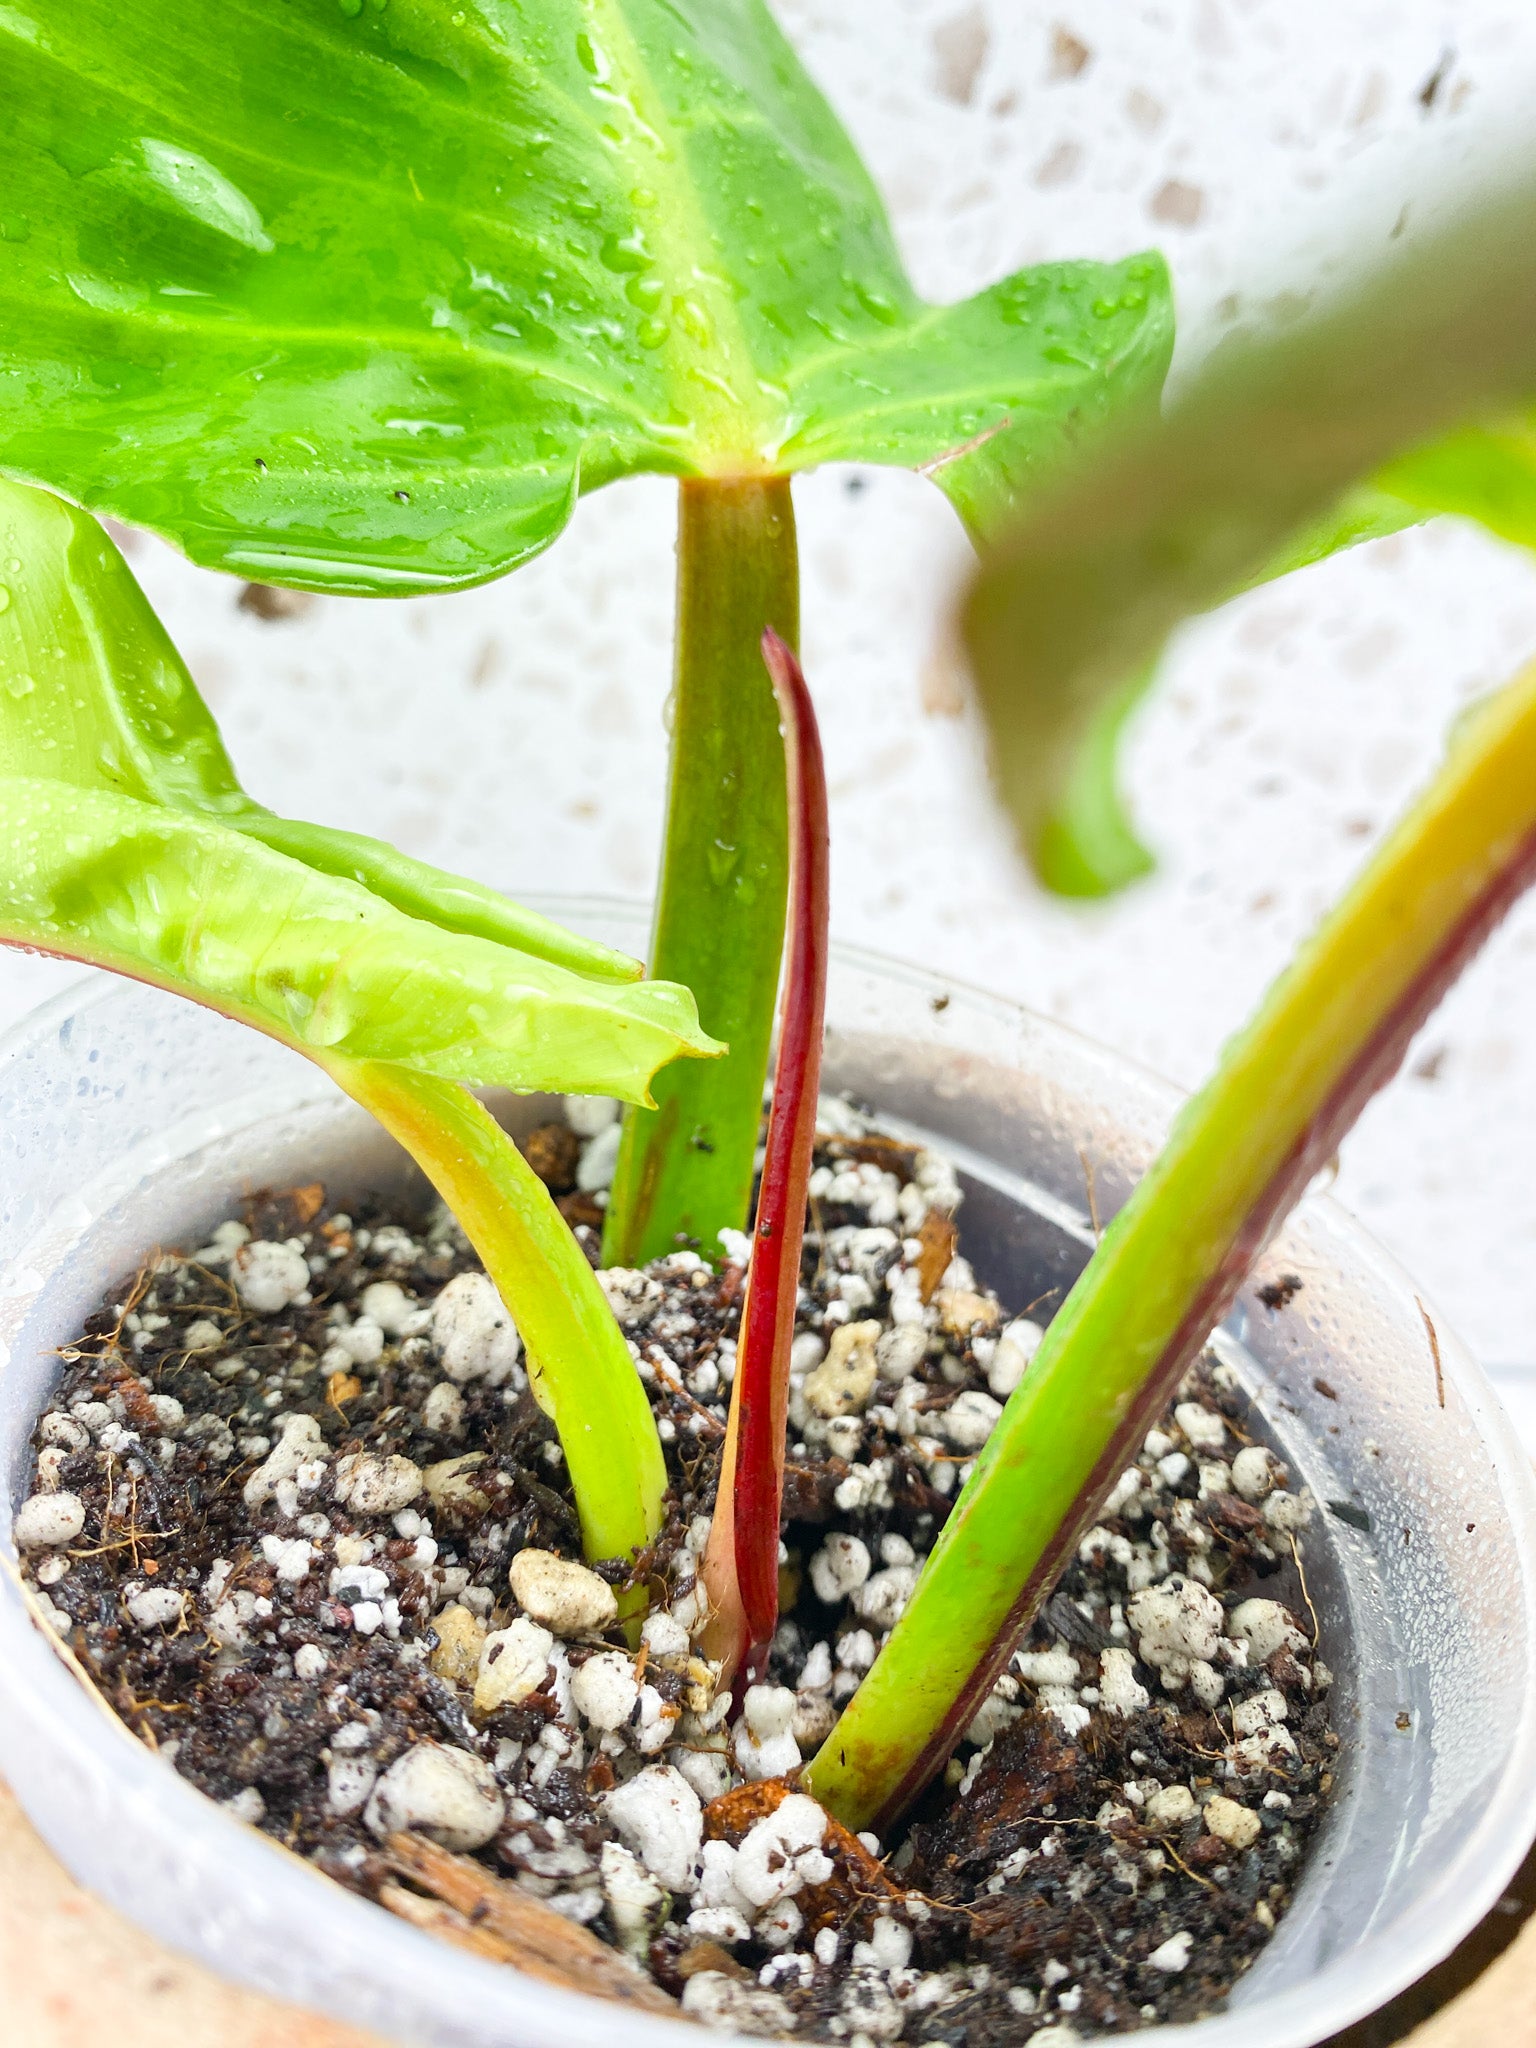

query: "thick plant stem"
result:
(604, 478), (799, 1268)
(806, 654), (1536, 1834)
(338, 1060), (668, 1571)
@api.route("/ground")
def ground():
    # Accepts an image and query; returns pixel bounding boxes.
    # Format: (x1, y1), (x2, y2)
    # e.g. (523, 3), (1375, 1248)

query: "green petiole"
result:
(337, 1062), (668, 1569)
(604, 478), (799, 1267)
(808, 650), (1536, 1833)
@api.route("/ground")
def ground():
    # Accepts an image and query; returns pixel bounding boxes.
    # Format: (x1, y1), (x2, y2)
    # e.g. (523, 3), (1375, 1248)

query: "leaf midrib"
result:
(581, 0), (775, 463)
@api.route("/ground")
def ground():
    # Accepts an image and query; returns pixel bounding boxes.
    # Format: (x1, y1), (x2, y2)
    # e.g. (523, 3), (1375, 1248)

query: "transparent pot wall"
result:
(0, 905), (1533, 2048)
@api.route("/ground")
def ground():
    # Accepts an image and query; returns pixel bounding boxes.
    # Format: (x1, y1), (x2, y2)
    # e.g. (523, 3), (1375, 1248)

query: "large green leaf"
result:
(961, 170), (1536, 892)
(0, 477), (718, 1095)
(0, 0), (1170, 590)
(0, 473), (699, 1565)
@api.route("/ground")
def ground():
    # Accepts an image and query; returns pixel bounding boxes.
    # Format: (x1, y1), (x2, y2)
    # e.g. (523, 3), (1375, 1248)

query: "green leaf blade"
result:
(1376, 410), (1536, 553)
(237, 816), (644, 984)
(1, 1), (1173, 589)
(0, 467), (687, 1574)
(785, 254), (1174, 540)
(1, 0), (655, 589)
(0, 775), (716, 1100)
(0, 473), (244, 806)
(0, 473), (646, 986)
(0, 474), (718, 1099)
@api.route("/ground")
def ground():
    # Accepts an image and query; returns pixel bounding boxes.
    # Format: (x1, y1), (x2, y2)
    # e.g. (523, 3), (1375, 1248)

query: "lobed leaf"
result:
(0, 0), (1170, 590)
(961, 166), (1536, 892)
(0, 775), (716, 1097)
(0, 477), (644, 980)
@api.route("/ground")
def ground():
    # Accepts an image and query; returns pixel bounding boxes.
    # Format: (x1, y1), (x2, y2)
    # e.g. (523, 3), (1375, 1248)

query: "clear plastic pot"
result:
(1, 899), (1533, 2048)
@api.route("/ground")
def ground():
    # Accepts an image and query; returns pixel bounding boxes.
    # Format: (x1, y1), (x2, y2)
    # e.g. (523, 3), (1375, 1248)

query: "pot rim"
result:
(1, 914), (1534, 2048)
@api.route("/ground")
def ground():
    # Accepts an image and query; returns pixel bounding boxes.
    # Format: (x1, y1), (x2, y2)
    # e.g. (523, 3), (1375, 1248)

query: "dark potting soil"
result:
(13, 1100), (1336, 2042)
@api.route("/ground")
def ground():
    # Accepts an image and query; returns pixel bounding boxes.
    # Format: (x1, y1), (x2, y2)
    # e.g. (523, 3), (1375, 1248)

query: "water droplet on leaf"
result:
(853, 281), (902, 326)
(600, 229), (651, 273)
(677, 298), (712, 346)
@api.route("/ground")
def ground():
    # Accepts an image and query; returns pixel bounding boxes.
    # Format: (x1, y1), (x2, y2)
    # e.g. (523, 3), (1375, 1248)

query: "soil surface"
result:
(14, 1097), (1336, 2042)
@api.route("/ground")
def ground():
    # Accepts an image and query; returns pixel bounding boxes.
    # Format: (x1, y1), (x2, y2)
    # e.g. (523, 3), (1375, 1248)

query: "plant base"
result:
(14, 1104), (1335, 2042)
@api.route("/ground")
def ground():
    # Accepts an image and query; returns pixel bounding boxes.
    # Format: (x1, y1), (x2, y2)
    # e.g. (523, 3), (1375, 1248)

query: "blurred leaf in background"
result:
(962, 169), (1536, 895)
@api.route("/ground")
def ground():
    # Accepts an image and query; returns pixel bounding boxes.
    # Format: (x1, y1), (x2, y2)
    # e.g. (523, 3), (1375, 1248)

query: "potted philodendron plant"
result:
(1, 5), (1535, 2044)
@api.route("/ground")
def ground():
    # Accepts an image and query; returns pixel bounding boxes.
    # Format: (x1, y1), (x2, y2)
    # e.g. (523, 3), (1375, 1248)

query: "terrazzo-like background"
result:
(6, 3), (1536, 1416)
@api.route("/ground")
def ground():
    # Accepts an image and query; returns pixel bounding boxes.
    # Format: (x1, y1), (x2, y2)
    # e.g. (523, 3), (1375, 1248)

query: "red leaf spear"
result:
(700, 629), (830, 1685)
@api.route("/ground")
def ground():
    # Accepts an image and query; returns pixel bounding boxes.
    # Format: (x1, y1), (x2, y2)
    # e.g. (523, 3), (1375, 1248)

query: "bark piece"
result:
(522, 1124), (580, 1193)
(382, 1832), (677, 2012)
(916, 1211), (959, 1305)
(701, 1779), (909, 1936)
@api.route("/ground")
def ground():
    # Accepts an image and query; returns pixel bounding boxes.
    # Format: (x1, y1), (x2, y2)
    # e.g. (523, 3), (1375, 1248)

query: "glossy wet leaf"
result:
(962, 168), (1536, 890)
(0, 477), (719, 1096)
(0, 474), (693, 1566)
(0, 0), (1170, 590)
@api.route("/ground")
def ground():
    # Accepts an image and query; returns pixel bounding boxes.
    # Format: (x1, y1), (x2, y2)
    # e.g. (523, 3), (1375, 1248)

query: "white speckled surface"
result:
(5, 1), (1536, 1392)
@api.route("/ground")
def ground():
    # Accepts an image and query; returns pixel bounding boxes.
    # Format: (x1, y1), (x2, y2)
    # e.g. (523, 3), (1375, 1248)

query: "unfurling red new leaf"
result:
(700, 631), (830, 1683)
